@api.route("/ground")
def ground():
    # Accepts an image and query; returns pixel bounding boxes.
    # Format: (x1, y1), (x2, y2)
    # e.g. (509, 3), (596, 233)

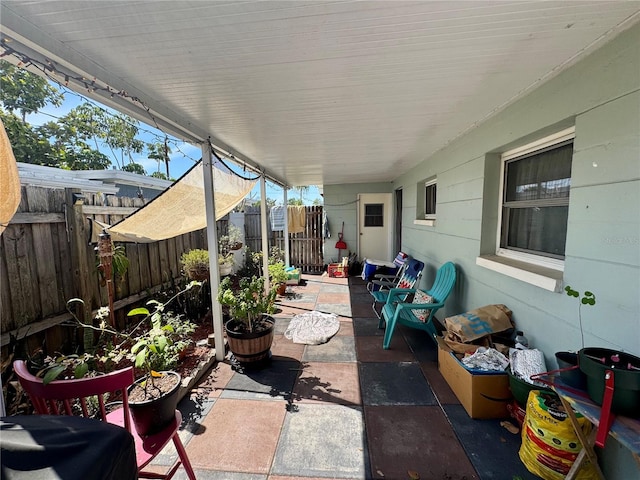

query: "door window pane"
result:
(364, 204), (383, 227)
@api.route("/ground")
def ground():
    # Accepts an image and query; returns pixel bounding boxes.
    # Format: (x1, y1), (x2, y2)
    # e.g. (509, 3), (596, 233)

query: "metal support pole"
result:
(283, 188), (290, 267)
(260, 174), (270, 292)
(202, 143), (225, 361)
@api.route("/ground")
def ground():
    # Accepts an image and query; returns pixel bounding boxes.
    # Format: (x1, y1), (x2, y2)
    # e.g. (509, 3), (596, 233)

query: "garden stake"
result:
(97, 230), (116, 328)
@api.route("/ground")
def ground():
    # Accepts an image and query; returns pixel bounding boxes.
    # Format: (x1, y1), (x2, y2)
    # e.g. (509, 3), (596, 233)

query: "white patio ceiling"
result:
(1, 1), (639, 187)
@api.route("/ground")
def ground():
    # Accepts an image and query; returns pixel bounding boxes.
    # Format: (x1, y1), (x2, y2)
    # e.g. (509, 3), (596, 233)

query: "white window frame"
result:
(424, 178), (437, 220)
(495, 126), (575, 272)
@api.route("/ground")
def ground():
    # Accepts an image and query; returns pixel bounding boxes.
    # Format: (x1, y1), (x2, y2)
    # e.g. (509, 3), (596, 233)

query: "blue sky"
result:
(26, 86), (322, 204)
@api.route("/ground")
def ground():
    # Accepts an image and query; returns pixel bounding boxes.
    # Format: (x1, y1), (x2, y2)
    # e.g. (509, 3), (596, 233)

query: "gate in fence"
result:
(243, 205), (324, 274)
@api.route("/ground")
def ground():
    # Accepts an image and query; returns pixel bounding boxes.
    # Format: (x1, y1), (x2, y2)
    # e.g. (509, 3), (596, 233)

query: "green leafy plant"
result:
(218, 252), (234, 267)
(123, 307), (195, 375)
(564, 285), (596, 349)
(268, 261), (288, 286)
(217, 276), (277, 333)
(58, 283), (198, 389)
(181, 248), (209, 280)
(218, 224), (244, 257)
(40, 353), (96, 385)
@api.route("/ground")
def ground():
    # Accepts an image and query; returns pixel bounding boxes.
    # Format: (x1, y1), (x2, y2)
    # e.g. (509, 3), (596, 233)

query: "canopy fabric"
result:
(0, 119), (21, 236)
(105, 161), (257, 243)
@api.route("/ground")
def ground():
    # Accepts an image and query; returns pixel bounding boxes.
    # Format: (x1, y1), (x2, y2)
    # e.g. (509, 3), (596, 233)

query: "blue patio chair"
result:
(378, 261), (456, 349)
(369, 258), (425, 318)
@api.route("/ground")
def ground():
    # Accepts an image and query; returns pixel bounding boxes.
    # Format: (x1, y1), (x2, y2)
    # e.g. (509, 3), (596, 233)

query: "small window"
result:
(424, 179), (437, 220)
(499, 127), (574, 265)
(364, 203), (384, 227)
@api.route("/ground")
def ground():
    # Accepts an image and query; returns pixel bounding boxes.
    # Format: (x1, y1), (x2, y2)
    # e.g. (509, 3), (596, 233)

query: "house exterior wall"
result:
(323, 182), (391, 264)
(392, 23), (639, 358)
(323, 24), (639, 479)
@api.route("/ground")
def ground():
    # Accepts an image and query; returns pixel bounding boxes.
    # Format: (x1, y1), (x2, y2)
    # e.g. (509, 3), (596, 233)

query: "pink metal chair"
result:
(13, 360), (196, 480)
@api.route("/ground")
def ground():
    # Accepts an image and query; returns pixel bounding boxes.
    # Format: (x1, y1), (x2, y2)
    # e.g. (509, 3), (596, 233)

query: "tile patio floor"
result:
(153, 274), (538, 480)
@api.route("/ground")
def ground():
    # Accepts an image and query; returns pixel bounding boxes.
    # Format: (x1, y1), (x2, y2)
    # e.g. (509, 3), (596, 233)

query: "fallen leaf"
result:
(500, 420), (520, 434)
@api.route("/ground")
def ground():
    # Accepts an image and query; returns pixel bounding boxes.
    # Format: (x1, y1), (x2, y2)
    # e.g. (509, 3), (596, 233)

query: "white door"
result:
(358, 193), (393, 261)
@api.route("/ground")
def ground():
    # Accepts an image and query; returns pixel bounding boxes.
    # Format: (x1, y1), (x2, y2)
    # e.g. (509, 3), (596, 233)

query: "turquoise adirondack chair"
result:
(378, 261), (456, 349)
(369, 258), (425, 318)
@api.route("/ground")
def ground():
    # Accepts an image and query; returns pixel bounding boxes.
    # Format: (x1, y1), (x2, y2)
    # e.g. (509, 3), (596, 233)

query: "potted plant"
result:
(554, 285), (595, 389)
(64, 284), (198, 435)
(181, 248), (210, 281)
(218, 224), (244, 254)
(268, 261), (288, 295)
(123, 301), (190, 436)
(217, 275), (277, 365)
(218, 252), (234, 276)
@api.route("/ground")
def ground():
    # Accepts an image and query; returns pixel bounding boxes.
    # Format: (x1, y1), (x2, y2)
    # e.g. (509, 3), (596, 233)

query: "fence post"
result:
(66, 188), (93, 334)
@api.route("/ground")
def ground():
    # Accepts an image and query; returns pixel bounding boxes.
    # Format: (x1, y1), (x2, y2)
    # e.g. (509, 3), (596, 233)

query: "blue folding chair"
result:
(379, 261), (456, 349)
(366, 252), (409, 292)
(369, 258), (425, 318)
(362, 251), (408, 282)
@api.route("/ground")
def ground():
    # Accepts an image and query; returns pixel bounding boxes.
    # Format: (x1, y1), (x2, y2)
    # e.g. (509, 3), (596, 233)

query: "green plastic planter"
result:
(579, 348), (640, 418)
(507, 368), (553, 406)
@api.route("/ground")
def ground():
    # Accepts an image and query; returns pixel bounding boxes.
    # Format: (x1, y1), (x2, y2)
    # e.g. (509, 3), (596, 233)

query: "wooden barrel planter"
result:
(225, 316), (275, 364)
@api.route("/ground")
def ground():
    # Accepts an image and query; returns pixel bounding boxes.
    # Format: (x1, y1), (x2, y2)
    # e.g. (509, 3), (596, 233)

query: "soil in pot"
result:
(555, 351), (587, 390)
(128, 371), (181, 436)
(579, 348), (640, 417)
(225, 315), (275, 365)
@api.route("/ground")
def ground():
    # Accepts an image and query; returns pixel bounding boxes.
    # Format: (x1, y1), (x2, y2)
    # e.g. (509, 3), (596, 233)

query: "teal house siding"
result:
(323, 182), (392, 264)
(323, 23), (639, 480)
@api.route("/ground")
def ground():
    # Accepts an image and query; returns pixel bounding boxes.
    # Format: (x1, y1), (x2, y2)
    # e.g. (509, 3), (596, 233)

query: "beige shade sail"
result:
(0, 119), (21, 236)
(105, 161), (257, 243)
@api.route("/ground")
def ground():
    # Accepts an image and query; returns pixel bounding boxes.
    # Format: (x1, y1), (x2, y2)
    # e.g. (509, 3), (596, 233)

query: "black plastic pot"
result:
(128, 371), (181, 436)
(579, 348), (640, 418)
(555, 351), (587, 390)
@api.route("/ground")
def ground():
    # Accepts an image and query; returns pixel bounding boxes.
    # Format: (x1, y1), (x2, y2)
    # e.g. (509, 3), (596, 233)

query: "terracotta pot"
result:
(128, 371), (181, 436)
(230, 242), (243, 251)
(277, 283), (287, 296)
(187, 267), (209, 281)
(225, 316), (275, 365)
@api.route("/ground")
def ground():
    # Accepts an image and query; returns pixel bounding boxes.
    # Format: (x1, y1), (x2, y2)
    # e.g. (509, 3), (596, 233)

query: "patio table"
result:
(1, 414), (137, 480)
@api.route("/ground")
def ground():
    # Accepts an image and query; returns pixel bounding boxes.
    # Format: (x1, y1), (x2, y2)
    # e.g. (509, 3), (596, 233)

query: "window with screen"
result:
(424, 179), (437, 220)
(499, 128), (574, 262)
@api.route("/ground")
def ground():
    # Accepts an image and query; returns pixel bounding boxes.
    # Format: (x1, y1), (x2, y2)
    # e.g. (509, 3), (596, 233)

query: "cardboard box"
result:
(437, 337), (512, 419)
(286, 269), (300, 285)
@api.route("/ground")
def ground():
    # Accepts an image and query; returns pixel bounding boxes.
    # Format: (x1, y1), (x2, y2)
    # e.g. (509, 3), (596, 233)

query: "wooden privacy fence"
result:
(1, 187), (322, 358)
(1, 186), (207, 357)
(244, 205), (324, 273)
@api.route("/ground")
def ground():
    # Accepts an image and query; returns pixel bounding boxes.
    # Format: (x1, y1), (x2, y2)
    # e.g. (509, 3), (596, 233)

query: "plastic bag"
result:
(519, 390), (598, 480)
(461, 347), (509, 371)
(284, 311), (340, 345)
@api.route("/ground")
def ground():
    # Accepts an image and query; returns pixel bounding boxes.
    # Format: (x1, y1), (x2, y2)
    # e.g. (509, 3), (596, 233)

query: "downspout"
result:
(260, 174), (270, 292)
(202, 142), (225, 361)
